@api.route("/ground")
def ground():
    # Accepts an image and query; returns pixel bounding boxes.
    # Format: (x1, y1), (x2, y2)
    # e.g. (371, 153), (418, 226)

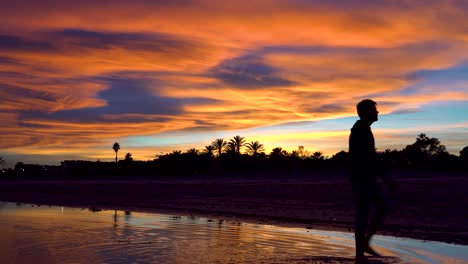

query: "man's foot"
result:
(364, 244), (381, 257)
(355, 254), (369, 264)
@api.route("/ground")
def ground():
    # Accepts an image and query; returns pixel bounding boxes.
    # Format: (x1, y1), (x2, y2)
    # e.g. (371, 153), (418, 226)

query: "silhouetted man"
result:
(349, 99), (395, 263)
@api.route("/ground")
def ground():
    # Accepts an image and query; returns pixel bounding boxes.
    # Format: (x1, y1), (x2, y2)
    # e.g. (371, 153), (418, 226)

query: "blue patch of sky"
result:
(406, 63), (468, 93)
(408, 63), (468, 83)
(374, 100), (468, 131)
(122, 130), (236, 149)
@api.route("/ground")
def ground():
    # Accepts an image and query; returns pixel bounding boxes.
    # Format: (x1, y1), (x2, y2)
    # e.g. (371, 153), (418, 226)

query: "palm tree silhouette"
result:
(211, 138), (227, 157)
(113, 142), (120, 163)
(229, 135), (246, 155)
(170, 150), (182, 155)
(204, 145), (215, 157)
(186, 148), (199, 155)
(227, 141), (236, 154)
(246, 141), (264, 156)
(270, 147), (288, 158)
(312, 151), (324, 160)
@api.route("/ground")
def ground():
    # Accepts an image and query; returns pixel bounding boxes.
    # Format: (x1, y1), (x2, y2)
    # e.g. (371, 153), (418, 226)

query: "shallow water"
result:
(0, 202), (466, 264)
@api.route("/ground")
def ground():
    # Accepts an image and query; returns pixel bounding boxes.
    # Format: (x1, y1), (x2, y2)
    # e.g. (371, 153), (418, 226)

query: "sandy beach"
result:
(1, 172), (467, 245)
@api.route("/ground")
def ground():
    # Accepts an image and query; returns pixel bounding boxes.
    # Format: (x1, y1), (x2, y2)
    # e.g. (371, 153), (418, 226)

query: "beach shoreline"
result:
(1, 174), (467, 245)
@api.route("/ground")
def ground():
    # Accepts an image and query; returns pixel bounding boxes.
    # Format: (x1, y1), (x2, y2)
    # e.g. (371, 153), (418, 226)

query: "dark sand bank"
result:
(1, 173), (467, 245)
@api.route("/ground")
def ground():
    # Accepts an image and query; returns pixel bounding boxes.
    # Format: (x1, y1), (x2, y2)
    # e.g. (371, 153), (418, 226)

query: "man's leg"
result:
(365, 183), (389, 256)
(354, 188), (371, 260)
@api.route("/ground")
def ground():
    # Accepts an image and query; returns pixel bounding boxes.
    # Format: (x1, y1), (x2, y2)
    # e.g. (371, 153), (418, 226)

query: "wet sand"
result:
(5, 203), (466, 263)
(1, 173), (467, 245)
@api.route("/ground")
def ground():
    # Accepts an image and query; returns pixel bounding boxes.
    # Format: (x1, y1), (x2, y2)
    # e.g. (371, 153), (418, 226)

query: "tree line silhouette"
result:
(1, 133), (468, 179)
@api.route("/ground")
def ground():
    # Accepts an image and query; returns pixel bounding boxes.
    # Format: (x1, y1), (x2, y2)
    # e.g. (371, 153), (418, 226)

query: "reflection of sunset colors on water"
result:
(0, 203), (466, 263)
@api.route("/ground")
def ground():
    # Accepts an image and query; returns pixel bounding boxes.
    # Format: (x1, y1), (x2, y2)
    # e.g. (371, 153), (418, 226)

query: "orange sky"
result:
(0, 0), (467, 165)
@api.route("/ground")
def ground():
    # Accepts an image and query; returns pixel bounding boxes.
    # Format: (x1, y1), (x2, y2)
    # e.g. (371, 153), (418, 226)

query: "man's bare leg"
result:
(364, 221), (381, 256)
(364, 185), (388, 257)
(356, 229), (370, 262)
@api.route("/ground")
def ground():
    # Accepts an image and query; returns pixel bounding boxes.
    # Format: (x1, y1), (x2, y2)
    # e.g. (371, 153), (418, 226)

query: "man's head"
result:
(357, 99), (378, 123)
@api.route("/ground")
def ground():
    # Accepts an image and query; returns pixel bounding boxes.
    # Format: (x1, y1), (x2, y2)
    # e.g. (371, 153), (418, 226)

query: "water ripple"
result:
(0, 202), (467, 264)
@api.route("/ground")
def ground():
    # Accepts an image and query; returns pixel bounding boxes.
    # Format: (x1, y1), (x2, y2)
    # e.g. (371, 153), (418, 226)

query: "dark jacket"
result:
(349, 120), (377, 187)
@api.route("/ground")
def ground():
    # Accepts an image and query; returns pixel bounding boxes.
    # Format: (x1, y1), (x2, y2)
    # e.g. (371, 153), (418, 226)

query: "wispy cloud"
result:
(0, 0), (467, 163)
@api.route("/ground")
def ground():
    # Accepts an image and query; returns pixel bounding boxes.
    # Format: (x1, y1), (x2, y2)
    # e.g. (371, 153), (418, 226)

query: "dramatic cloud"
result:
(211, 56), (295, 88)
(0, 35), (55, 51)
(0, 0), (467, 164)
